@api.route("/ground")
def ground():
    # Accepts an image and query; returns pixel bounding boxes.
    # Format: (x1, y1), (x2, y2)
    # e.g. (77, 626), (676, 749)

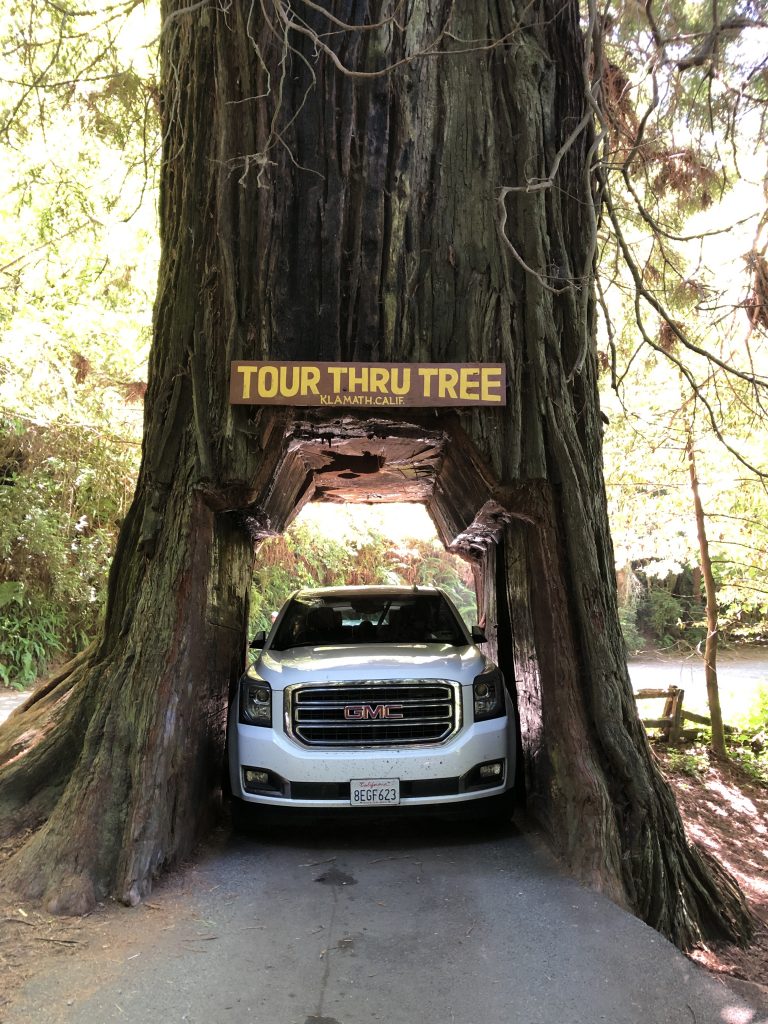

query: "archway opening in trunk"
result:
(230, 408), (529, 814)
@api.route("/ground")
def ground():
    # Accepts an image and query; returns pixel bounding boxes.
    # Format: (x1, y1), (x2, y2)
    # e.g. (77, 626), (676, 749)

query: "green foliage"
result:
(0, 581), (23, 610)
(665, 748), (707, 780)
(599, 0), (768, 643)
(726, 677), (768, 782)
(729, 746), (768, 787)
(0, 2), (157, 687)
(250, 517), (476, 636)
(665, 738), (768, 787)
(408, 548), (476, 622)
(636, 588), (684, 645)
(0, 0), (159, 432)
(618, 603), (644, 655)
(738, 683), (768, 735)
(708, 684), (768, 781)
(606, 394), (768, 644)
(0, 416), (138, 687)
(0, 606), (65, 689)
(660, 680), (768, 782)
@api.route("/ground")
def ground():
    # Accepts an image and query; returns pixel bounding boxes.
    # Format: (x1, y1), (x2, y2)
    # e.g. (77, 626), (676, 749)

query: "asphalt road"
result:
(4, 815), (765, 1024)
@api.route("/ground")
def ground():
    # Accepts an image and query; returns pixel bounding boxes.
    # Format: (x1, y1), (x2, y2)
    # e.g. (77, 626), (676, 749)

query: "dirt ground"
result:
(654, 748), (768, 1006)
(1, 758), (767, 1018)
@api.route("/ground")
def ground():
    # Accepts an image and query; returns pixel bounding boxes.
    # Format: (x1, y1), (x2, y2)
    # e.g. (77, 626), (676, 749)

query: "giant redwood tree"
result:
(0, 0), (755, 946)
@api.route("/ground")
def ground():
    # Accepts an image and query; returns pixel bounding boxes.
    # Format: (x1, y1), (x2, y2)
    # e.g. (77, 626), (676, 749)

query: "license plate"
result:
(350, 778), (400, 806)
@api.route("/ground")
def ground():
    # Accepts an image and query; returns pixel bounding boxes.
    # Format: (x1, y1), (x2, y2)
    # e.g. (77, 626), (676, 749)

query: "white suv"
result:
(228, 585), (515, 821)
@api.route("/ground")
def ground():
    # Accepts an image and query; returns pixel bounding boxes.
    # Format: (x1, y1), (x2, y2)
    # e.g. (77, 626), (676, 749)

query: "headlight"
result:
(473, 665), (505, 721)
(240, 679), (272, 727)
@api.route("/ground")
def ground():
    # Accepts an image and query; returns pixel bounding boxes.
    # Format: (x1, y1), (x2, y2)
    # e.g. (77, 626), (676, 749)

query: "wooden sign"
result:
(229, 361), (506, 407)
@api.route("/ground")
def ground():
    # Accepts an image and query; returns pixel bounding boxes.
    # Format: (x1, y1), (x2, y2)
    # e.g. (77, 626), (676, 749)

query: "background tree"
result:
(686, 414), (727, 755)
(595, 0), (768, 752)
(0, 0), (158, 685)
(0, 0), (761, 950)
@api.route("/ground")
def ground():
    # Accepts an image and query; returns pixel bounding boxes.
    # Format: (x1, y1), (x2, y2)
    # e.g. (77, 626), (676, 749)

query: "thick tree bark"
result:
(0, 0), (753, 946)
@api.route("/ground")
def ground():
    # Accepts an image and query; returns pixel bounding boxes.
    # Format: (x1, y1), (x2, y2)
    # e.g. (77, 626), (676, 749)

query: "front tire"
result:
(471, 788), (516, 827)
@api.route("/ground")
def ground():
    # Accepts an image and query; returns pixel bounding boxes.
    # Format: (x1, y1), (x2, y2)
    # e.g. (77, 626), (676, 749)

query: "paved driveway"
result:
(4, 816), (765, 1024)
(0, 688), (26, 724)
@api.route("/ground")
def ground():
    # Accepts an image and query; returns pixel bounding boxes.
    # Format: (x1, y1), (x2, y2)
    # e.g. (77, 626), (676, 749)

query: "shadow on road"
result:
(225, 804), (523, 857)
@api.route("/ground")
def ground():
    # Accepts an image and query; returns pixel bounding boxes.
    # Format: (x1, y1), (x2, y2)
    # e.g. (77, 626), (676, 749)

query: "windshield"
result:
(270, 593), (468, 650)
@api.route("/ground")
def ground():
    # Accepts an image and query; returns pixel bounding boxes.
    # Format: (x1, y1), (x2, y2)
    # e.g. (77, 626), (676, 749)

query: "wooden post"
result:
(661, 689), (675, 741)
(634, 686), (685, 743)
(669, 688), (684, 745)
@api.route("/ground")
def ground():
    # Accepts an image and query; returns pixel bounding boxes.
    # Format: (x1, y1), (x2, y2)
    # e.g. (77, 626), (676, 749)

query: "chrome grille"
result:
(286, 680), (460, 748)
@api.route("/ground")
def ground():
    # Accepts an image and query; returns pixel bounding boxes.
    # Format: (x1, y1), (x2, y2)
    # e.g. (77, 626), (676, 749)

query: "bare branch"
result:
(602, 185), (768, 390)
(496, 188), (571, 296)
(676, 17), (768, 72)
(292, 0), (408, 35)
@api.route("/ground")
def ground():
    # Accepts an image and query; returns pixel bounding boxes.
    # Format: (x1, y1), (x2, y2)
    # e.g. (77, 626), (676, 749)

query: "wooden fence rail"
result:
(634, 687), (685, 744)
(632, 687), (733, 743)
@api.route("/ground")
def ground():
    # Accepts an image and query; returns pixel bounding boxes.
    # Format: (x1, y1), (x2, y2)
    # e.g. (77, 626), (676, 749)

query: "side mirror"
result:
(471, 625), (487, 643)
(249, 630), (267, 650)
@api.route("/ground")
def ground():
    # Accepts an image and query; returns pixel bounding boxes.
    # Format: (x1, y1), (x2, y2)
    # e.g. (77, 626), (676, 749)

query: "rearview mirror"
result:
(249, 630), (267, 650)
(471, 625), (487, 643)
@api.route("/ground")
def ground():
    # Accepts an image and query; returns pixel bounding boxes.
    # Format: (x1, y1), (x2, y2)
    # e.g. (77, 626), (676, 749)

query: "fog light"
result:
(461, 759), (506, 791)
(242, 767), (285, 794)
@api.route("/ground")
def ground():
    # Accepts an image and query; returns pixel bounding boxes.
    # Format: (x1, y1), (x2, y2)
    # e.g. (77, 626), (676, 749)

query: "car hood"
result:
(253, 643), (487, 688)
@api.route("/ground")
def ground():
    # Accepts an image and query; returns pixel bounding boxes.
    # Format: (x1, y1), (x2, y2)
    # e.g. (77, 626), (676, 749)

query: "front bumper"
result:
(229, 711), (513, 808)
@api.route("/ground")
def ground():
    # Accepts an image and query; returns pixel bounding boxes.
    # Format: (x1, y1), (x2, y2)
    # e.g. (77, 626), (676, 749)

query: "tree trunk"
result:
(686, 432), (727, 757)
(0, 0), (753, 946)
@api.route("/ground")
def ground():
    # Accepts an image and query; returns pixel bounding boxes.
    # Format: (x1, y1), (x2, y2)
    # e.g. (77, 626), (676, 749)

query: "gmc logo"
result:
(343, 703), (404, 720)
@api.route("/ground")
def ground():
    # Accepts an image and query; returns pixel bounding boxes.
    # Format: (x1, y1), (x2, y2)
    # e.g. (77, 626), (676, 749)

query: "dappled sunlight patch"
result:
(658, 748), (768, 992)
(706, 799), (732, 819)
(720, 1006), (758, 1024)
(706, 779), (763, 820)
(659, 754), (768, 906)
(686, 819), (722, 851)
